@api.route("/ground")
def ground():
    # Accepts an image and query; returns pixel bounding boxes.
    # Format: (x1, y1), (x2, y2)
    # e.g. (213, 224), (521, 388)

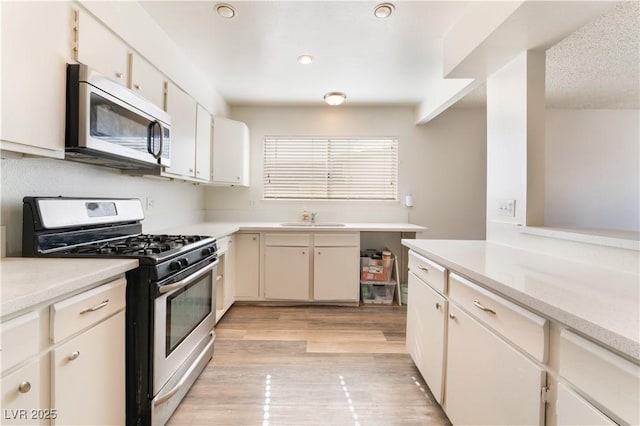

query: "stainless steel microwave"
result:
(65, 63), (171, 170)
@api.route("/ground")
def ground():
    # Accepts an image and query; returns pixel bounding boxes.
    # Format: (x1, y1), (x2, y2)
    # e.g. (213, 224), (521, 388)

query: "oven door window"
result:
(165, 275), (212, 356)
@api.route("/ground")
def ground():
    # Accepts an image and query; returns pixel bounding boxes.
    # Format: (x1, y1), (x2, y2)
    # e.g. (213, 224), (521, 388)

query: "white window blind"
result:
(263, 137), (398, 200)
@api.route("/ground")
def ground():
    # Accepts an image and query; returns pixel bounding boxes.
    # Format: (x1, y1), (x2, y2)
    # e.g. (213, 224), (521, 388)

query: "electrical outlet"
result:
(498, 199), (516, 217)
(146, 197), (155, 210)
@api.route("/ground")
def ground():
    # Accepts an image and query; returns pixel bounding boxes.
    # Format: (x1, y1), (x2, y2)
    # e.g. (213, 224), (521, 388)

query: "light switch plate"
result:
(498, 199), (516, 217)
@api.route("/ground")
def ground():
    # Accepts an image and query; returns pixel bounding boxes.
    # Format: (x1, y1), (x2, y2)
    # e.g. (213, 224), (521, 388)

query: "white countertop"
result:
(161, 221), (426, 238)
(1, 257), (138, 318)
(402, 239), (640, 361)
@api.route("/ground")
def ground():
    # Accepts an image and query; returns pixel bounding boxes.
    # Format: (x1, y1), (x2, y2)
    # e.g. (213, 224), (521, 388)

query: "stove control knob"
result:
(179, 258), (189, 268)
(202, 247), (214, 256)
(170, 261), (182, 271)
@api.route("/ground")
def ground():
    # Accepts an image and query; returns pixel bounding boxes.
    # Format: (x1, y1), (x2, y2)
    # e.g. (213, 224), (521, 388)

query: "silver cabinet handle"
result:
(317, 251), (321, 255)
(18, 381), (31, 393)
(473, 299), (496, 315)
(134, 84), (141, 90)
(418, 265), (429, 272)
(216, 275), (223, 281)
(68, 351), (80, 361)
(79, 299), (109, 315)
(116, 72), (124, 79)
(449, 313), (456, 320)
(435, 302), (441, 310)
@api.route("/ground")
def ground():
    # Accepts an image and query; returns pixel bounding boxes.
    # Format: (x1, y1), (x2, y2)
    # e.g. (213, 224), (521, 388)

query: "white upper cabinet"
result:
(195, 104), (212, 182)
(163, 82), (213, 182)
(129, 53), (165, 109)
(74, 8), (129, 85)
(164, 81), (197, 178)
(0, 1), (72, 158)
(211, 116), (250, 186)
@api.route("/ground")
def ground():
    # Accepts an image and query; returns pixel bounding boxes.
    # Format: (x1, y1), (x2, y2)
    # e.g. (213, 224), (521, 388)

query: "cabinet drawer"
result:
(51, 278), (126, 343)
(559, 329), (639, 425)
(408, 251), (447, 294)
(265, 233), (310, 247)
(314, 232), (359, 247)
(449, 273), (548, 362)
(1, 311), (40, 372)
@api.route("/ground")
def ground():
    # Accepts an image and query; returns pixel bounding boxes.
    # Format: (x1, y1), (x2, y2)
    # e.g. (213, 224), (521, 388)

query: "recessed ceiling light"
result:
(215, 3), (236, 19)
(324, 92), (347, 106)
(297, 55), (314, 65)
(373, 3), (395, 19)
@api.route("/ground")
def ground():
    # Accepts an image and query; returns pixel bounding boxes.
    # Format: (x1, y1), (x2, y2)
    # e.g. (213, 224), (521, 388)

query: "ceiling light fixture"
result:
(215, 3), (236, 19)
(373, 3), (395, 19)
(297, 55), (314, 65)
(324, 92), (347, 106)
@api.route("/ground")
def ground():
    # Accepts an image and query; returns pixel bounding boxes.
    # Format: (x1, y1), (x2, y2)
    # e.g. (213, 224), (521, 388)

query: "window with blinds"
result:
(263, 137), (398, 200)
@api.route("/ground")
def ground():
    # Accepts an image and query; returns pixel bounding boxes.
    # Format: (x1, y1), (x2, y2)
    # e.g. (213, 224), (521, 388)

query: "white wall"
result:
(545, 109), (639, 232)
(205, 106), (487, 239)
(0, 158), (205, 256)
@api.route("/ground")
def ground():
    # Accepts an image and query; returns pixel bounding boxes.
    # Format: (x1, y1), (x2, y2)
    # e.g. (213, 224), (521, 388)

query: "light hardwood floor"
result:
(167, 305), (451, 426)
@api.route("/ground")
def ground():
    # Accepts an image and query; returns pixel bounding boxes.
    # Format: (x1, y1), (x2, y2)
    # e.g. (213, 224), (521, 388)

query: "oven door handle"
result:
(158, 260), (218, 294)
(153, 331), (216, 407)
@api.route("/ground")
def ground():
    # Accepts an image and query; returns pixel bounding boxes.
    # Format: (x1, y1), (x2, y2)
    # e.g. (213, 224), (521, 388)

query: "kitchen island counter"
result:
(402, 239), (640, 361)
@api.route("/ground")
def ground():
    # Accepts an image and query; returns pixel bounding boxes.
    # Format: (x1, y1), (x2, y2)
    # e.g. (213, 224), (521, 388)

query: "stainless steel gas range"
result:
(22, 197), (217, 426)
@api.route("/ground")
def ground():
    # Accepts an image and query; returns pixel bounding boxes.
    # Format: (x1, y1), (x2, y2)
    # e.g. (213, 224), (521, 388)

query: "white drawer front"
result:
(449, 273), (548, 362)
(265, 233), (310, 247)
(1, 311), (39, 372)
(560, 329), (640, 425)
(408, 251), (447, 294)
(313, 232), (359, 247)
(51, 278), (126, 343)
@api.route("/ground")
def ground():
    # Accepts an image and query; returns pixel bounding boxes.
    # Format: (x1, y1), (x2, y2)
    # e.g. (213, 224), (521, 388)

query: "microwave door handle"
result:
(147, 120), (163, 159)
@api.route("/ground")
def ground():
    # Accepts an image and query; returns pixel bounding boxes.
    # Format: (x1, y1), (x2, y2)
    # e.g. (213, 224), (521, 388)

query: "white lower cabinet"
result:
(0, 277), (127, 426)
(406, 271), (447, 403)
(234, 233), (260, 299)
(556, 382), (616, 426)
(313, 233), (359, 301)
(265, 246), (310, 300)
(52, 311), (125, 426)
(445, 304), (546, 425)
(1, 358), (47, 426)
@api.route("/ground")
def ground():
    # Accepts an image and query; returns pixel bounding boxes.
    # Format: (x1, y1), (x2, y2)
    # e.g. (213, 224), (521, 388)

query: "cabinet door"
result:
(195, 104), (212, 182)
(265, 246), (309, 300)
(52, 311), (125, 426)
(313, 246), (359, 301)
(556, 382), (616, 426)
(224, 236), (236, 307)
(445, 305), (546, 426)
(129, 53), (165, 108)
(75, 8), (128, 85)
(235, 234), (260, 299)
(1, 1), (70, 157)
(211, 117), (249, 185)
(165, 82), (197, 177)
(1, 358), (47, 426)
(406, 272), (446, 403)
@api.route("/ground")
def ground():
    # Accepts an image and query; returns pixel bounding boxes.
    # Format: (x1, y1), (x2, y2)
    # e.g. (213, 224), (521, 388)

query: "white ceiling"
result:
(141, 1), (639, 109)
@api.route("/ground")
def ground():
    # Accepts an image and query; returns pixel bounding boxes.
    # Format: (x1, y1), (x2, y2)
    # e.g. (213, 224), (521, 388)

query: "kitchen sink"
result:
(280, 222), (346, 227)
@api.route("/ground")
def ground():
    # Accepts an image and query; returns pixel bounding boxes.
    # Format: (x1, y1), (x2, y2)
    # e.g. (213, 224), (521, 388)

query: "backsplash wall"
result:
(1, 157), (206, 256)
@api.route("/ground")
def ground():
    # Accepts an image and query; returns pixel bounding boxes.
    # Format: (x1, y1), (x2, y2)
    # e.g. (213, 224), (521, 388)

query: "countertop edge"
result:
(402, 239), (640, 362)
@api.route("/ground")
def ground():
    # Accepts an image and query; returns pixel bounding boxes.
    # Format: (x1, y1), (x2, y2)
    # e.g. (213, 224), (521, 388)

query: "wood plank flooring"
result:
(167, 305), (451, 426)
